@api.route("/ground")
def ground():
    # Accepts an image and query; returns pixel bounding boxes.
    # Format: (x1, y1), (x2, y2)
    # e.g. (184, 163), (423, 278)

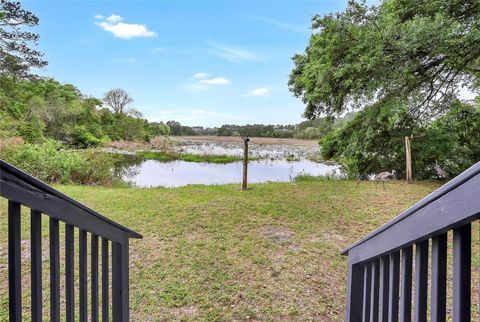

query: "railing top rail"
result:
(342, 161), (480, 256)
(0, 160), (142, 239)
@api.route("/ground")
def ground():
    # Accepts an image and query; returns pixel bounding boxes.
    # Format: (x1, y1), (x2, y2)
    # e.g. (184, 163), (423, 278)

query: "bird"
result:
(434, 160), (450, 180)
(374, 170), (396, 188)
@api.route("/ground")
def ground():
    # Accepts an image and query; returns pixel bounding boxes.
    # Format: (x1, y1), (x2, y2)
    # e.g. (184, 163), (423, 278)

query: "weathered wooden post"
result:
(241, 137), (249, 190)
(405, 136), (412, 183)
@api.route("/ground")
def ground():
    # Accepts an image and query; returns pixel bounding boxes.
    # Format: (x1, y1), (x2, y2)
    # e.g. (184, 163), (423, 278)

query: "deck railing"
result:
(0, 160), (142, 322)
(342, 161), (479, 322)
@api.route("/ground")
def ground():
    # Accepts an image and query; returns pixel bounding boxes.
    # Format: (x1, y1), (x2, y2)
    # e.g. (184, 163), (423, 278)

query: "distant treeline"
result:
(166, 114), (354, 139)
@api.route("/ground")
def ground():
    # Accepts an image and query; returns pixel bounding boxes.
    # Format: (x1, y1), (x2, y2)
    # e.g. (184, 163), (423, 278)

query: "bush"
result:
(0, 140), (119, 185)
(71, 125), (103, 148)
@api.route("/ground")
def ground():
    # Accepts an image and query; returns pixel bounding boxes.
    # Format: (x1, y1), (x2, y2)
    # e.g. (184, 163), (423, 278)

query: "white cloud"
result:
(116, 57), (137, 63)
(105, 14), (122, 23)
(186, 74), (230, 91)
(94, 14), (104, 19)
(198, 77), (229, 85)
(95, 14), (157, 39)
(246, 88), (270, 97)
(193, 72), (210, 80)
(207, 41), (264, 63)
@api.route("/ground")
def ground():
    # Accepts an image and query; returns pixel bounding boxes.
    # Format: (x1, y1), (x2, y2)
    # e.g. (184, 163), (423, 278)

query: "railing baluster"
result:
(65, 224), (75, 322)
(414, 241), (428, 322)
(8, 201), (21, 322)
(346, 262), (365, 321)
(50, 217), (60, 322)
(400, 246), (413, 322)
(363, 263), (372, 322)
(453, 224), (471, 322)
(31, 210), (42, 322)
(379, 255), (390, 321)
(388, 251), (400, 322)
(92, 234), (99, 322)
(431, 233), (447, 322)
(1, 160), (141, 322)
(80, 229), (88, 322)
(370, 260), (380, 322)
(113, 241), (130, 322)
(102, 238), (110, 322)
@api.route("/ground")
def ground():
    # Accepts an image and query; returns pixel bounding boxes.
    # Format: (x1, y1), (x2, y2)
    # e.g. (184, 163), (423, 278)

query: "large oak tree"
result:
(289, 0), (480, 119)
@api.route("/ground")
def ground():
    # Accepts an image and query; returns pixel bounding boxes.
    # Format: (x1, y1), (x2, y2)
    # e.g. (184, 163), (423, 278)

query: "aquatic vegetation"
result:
(136, 151), (244, 164)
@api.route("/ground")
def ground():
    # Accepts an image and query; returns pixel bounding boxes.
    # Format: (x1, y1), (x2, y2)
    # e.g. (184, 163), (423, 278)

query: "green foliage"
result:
(0, 140), (120, 184)
(289, 0), (480, 118)
(0, 76), (170, 146)
(294, 173), (347, 182)
(321, 100), (480, 179)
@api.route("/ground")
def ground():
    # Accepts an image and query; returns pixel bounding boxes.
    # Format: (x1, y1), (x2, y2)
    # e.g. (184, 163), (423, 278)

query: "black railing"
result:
(342, 161), (479, 321)
(1, 160), (142, 321)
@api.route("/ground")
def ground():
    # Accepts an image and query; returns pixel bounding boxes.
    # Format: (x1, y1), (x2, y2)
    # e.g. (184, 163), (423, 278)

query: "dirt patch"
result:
(261, 226), (295, 243)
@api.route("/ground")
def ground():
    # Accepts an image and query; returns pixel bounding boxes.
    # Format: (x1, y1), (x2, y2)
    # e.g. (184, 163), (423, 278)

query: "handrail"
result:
(1, 160), (142, 239)
(1, 159), (142, 322)
(342, 160), (480, 255)
(342, 161), (479, 321)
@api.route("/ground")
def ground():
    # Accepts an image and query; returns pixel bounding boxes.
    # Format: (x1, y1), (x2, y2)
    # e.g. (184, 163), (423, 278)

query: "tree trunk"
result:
(405, 136), (412, 183)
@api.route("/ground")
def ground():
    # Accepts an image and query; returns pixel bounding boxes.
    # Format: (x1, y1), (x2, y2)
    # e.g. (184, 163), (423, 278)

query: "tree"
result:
(321, 99), (480, 179)
(0, 53), (29, 81)
(103, 88), (133, 114)
(289, 0), (480, 119)
(0, 0), (47, 71)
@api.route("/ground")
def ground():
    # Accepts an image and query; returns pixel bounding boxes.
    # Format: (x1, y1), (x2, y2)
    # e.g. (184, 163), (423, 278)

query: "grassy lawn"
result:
(0, 180), (477, 320)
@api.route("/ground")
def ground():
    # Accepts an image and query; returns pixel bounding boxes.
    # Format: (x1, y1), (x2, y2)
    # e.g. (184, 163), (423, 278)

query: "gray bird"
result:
(434, 160), (450, 179)
(374, 170), (396, 188)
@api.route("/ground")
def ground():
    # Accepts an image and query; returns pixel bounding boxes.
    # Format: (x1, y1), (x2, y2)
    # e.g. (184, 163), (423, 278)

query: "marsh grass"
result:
(137, 151), (245, 164)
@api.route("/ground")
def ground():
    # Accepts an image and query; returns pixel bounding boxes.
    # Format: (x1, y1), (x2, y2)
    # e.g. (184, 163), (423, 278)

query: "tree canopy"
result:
(0, 0), (47, 72)
(289, 0), (480, 119)
(321, 99), (480, 179)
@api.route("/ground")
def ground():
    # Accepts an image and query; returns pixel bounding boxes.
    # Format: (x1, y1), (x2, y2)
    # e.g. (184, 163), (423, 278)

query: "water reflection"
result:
(121, 159), (339, 188)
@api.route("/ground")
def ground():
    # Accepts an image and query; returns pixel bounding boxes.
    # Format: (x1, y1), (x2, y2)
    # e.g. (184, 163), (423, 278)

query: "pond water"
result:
(120, 158), (339, 188)
(112, 138), (339, 188)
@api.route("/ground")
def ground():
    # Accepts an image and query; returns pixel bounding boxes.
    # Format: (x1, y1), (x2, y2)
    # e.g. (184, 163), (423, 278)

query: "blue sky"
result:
(23, 0), (351, 127)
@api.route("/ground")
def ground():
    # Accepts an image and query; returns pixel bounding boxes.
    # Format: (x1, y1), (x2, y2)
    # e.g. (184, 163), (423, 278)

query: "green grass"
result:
(294, 174), (347, 182)
(0, 181), (478, 321)
(137, 151), (244, 163)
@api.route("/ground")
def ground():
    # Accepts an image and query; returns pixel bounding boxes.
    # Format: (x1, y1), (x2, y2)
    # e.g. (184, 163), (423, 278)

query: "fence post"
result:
(242, 137), (249, 191)
(112, 241), (130, 322)
(405, 136), (412, 183)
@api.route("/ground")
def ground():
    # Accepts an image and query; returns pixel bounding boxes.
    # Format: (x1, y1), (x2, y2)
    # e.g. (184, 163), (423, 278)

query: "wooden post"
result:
(242, 137), (249, 190)
(405, 136), (412, 184)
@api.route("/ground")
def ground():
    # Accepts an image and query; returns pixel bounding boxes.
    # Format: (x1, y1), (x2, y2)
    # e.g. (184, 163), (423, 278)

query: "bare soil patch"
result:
(261, 225), (295, 243)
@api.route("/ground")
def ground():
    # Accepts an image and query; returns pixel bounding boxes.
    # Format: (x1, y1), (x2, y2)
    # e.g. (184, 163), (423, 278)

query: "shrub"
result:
(0, 140), (119, 185)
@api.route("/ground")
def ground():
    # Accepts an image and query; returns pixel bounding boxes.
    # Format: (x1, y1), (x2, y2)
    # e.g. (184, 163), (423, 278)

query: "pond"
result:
(119, 159), (339, 188)
(113, 137), (339, 188)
